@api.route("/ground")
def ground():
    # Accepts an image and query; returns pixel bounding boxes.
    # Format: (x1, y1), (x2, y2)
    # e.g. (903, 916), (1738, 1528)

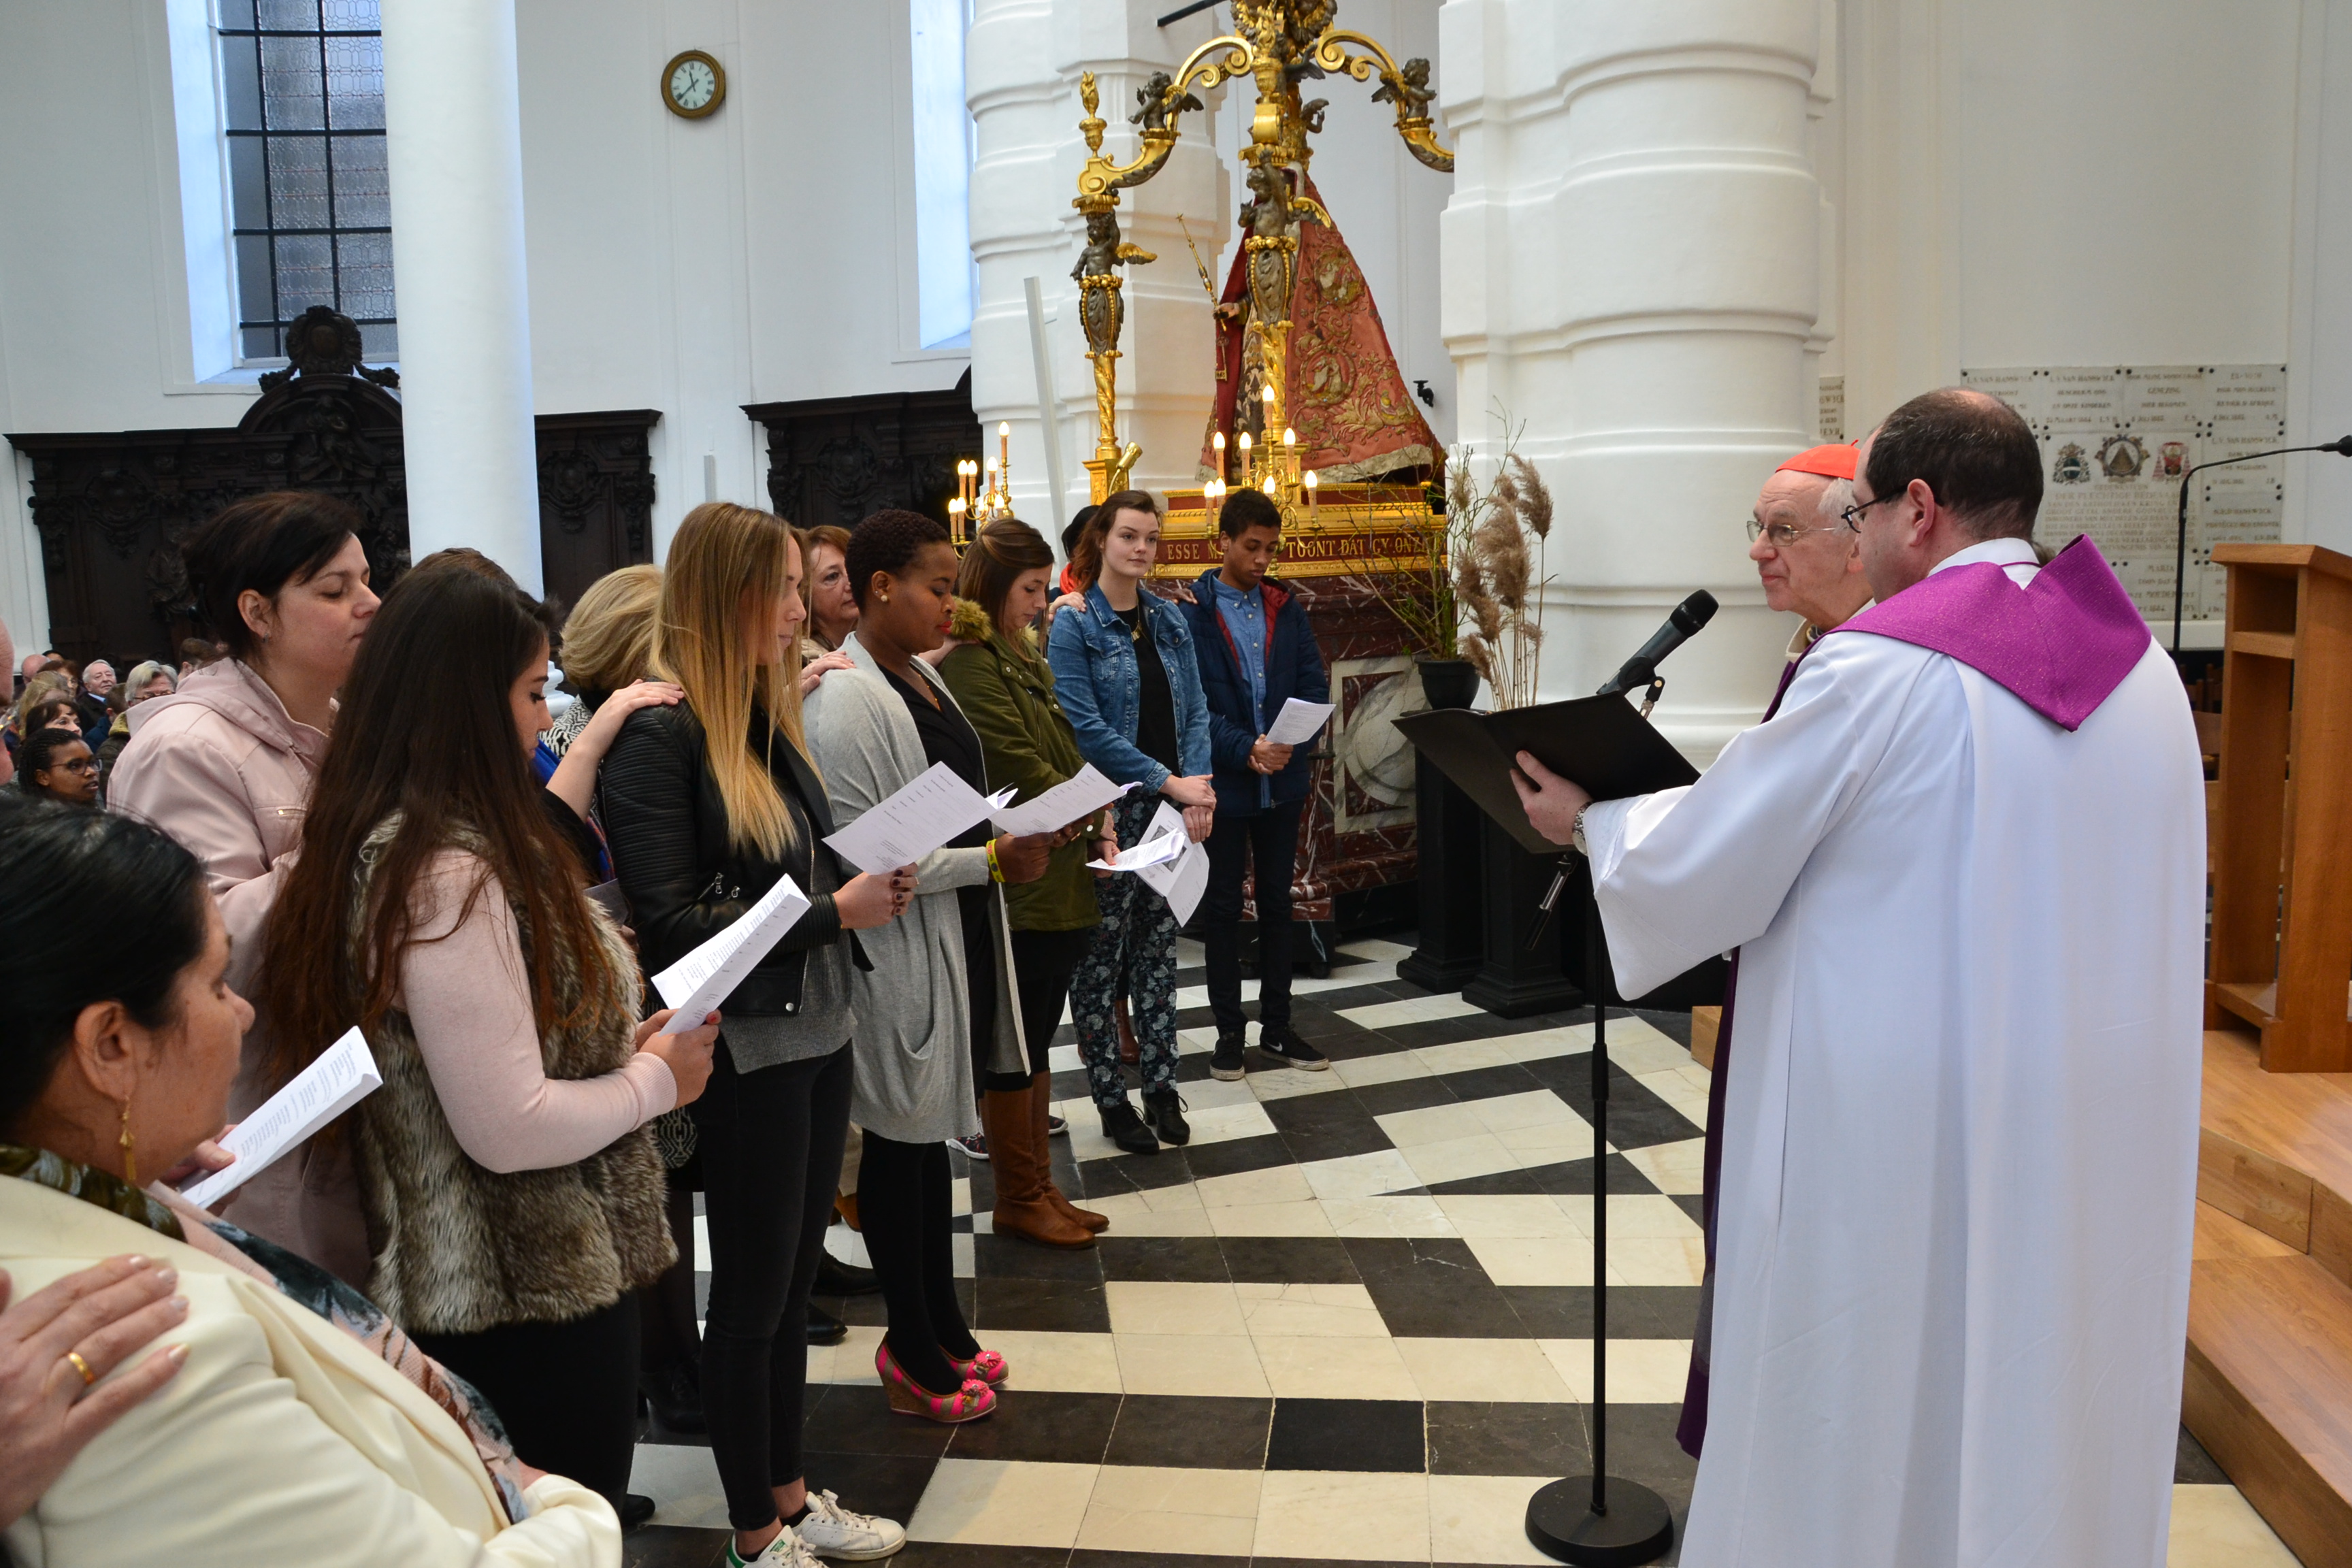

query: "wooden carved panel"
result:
(11, 374), (658, 664)
(744, 371), (979, 532)
(534, 410), (660, 612)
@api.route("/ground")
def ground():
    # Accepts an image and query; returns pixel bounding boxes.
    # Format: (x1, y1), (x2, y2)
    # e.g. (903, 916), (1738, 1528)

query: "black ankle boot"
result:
(806, 1301), (850, 1345)
(1142, 1088), (1191, 1146)
(644, 1363), (706, 1436)
(1100, 1099), (1160, 1155)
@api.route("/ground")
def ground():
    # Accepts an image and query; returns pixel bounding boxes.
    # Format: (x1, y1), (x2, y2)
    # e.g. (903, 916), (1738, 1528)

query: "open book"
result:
(180, 1028), (380, 1209)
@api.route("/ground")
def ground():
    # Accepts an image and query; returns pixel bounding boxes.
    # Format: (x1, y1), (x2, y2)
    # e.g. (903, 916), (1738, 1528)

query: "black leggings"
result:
(412, 1294), (639, 1509)
(1002, 926), (1096, 1085)
(640, 1164), (700, 1386)
(859, 1132), (977, 1393)
(694, 1041), (855, 1531)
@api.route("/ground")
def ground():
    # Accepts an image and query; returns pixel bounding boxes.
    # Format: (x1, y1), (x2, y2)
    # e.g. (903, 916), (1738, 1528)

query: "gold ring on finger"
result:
(65, 1350), (97, 1386)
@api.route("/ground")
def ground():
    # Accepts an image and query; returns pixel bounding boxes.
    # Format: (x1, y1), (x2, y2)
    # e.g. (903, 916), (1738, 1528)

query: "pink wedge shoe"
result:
(877, 1341), (996, 1423)
(947, 1348), (1008, 1388)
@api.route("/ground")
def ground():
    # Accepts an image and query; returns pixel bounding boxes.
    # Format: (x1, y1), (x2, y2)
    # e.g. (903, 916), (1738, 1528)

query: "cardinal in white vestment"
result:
(1514, 389), (2205, 1568)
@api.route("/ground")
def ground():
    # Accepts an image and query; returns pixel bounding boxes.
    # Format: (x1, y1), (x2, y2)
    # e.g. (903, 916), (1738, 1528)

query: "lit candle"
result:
(1212, 429), (1226, 480)
(1236, 431), (1252, 456)
(949, 495), (965, 542)
(1303, 469), (1317, 520)
(998, 421), (1011, 487)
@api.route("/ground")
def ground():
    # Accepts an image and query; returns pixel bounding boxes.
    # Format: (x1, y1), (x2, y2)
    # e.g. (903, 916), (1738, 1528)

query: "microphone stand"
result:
(1524, 855), (1674, 1567)
(2172, 438), (2352, 657)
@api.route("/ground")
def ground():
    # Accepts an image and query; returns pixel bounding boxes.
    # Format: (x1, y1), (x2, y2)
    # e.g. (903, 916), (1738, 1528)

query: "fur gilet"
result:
(348, 817), (674, 1335)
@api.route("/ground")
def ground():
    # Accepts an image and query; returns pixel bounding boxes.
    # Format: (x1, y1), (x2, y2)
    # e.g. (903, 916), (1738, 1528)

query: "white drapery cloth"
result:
(1583, 538), (2206, 1568)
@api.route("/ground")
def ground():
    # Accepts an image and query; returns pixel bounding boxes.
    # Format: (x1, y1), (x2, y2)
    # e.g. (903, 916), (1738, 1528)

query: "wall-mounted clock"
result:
(662, 50), (725, 119)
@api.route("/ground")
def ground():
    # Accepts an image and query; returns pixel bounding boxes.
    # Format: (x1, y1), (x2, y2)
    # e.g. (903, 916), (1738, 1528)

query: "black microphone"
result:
(2174, 438), (2352, 653)
(1596, 590), (1719, 697)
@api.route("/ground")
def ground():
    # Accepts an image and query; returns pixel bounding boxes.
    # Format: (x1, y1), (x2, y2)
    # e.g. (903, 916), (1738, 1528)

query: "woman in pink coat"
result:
(108, 490), (380, 1279)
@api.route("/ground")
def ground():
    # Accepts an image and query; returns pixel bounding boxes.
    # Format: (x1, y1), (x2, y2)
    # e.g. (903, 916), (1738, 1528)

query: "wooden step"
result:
(2185, 1237), (2352, 1568)
(2188, 1032), (2352, 1567)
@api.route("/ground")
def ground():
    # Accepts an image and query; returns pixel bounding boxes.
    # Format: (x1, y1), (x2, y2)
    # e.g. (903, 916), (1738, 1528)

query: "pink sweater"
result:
(396, 849), (675, 1173)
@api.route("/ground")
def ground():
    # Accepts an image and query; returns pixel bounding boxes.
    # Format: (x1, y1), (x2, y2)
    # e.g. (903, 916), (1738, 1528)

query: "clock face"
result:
(670, 58), (717, 111)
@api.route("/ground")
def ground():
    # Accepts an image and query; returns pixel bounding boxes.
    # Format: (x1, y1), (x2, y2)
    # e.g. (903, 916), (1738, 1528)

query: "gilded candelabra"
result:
(1066, 0), (1450, 504)
(950, 423), (1019, 546)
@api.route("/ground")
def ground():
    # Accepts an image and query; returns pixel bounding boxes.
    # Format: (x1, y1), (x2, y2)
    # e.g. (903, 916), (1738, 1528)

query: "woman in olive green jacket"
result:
(940, 521), (1117, 1247)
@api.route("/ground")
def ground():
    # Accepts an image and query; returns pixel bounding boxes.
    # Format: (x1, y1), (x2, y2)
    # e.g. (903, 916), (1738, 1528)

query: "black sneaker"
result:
(1257, 1025), (1330, 1071)
(1142, 1089), (1192, 1146)
(1100, 1099), (1160, 1155)
(1210, 1034), (1247, 1081)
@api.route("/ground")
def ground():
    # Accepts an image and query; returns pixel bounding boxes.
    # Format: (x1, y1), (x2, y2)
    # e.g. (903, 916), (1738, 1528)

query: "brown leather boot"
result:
(985, 1081), (1092, 1248)
(1032, 1071), (1107, 1232)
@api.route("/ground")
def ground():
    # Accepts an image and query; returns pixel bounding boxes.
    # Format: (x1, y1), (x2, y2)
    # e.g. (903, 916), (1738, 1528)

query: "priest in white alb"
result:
(1512, 388), (2205, 1568)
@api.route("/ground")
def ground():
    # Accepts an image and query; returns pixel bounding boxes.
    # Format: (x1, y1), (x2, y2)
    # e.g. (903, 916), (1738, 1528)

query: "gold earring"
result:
(118, 1098), (137, 1190)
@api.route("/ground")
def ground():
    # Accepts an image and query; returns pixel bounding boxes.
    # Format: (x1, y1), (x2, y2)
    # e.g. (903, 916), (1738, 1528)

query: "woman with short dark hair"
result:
(16, 730), (99, 807)
(0, 803), (619, 1565)
(804, 509), (1054, 1411)
(107, 491), (380, 1281)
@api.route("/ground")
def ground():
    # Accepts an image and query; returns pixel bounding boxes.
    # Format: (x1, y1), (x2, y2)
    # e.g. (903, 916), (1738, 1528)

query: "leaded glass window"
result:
(218, 0), (395, 362)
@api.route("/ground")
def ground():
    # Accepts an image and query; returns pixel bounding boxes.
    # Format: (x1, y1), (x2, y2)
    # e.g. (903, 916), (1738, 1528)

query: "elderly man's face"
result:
(1749, 471), (1867, 629)
(81, 660), (116, 696)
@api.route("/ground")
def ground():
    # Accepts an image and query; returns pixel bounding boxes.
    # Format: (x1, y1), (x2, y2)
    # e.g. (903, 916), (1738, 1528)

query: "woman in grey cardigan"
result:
(803, 510), (1056, 1421)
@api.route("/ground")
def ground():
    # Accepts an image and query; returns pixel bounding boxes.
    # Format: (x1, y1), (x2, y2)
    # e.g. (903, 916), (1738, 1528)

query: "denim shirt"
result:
(1045, 582), (1213, 790)
(1206, 576), (1272, 808)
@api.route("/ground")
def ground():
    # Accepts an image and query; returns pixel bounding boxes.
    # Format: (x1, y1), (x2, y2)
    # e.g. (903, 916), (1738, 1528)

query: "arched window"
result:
(217, 1), (396, 361)
(909, 0), (974, 350)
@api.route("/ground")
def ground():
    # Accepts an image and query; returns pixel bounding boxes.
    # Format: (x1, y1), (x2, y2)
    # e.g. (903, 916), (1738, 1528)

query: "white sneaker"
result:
(794, 1490), (908, 1561)
(725, 1527), (822, 1568)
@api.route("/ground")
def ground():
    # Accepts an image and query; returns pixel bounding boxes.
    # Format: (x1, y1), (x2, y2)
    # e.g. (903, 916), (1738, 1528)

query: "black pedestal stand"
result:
(1525, 862), (1674, 1567)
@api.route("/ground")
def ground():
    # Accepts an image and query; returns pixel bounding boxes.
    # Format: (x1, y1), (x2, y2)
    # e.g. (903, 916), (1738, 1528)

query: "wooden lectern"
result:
(2206, 543), (2352, 1072)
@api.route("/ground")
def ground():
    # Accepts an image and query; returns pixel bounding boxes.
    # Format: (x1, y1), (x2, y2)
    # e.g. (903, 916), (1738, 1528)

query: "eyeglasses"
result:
(53, 758), (96, 774)
(1838, 492), (1904, 532)
(1745, 519), (1846, 549)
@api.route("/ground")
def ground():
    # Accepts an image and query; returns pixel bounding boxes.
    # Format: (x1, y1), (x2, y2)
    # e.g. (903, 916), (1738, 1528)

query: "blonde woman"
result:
(599, 502), (915, 1568)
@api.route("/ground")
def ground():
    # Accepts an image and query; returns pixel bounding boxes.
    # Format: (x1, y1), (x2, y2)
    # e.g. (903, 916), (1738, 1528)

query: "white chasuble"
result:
(1582, 538), (2206, 1568)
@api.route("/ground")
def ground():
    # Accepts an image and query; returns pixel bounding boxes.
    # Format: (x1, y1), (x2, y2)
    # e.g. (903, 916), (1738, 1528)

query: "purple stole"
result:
(1674, 537), (2153, 1459)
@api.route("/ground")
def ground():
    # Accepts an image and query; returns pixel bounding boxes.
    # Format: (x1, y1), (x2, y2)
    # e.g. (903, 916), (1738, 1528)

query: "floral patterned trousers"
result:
(1068, 794), (1182, 1110)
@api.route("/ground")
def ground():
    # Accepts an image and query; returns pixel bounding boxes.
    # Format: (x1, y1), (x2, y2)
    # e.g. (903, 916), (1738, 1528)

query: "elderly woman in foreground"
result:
(0, 799), (617, 1567)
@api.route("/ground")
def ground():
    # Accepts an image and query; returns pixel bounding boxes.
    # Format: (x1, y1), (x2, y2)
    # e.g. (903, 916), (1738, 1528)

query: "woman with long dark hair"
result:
(257, 563), (717, 1521)
(600, 502), (915, 1568)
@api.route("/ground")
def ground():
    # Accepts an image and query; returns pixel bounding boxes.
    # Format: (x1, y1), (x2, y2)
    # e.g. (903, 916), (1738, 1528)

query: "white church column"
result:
(380, 0), (542, 592)
(1441, 0), (1823, 760)
(968, 0), (1222, 536)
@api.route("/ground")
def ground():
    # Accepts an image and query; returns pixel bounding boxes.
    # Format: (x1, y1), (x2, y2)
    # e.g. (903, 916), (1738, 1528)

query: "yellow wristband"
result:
(987, 840), (1005, 883)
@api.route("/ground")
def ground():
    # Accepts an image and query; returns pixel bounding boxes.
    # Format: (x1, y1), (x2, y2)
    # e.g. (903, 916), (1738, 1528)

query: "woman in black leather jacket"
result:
(599, 502), (915, 1568)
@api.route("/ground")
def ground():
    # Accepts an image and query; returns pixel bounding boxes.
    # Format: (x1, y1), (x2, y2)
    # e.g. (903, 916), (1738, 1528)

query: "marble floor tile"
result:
(970, 1329), (1125, 1393)
(1209, 1198), (1337, 1238)
(1337, 993), (1490, 1030)
(1297, 1147), (1425, 1201)
(1115, 1330), (1272, 1396)
(1538, 1338), (1696, 1403)
(1267, 1396), (1426, 1472)
(1236, 1280), (1389, 1338)
(1195, 1162), (1316, 1207)
(1173, 1099), (1281, 1149)
(628, 1441), (731, 1529)
(2166, 1484), (2301, 1567)
(1379, 1100), (1501, 1149)
(1603, 1237), (1708, 1288)
(1493, 1118), (1597, 1164)
(1252, 1328), (1423, 1400)
(1398, 1132), (1526, 1188)
(1498, 1025), (1594, 1064)
(905, 1458), (1100, 1548)
(1427, 1472), (1565, 1565)
(1411, 1036), (1528, 1076)
(1635, 1067), (1711, 1128)
(1466, 1088), (1588, 1137)
(1463, 1237), (1597, 1288)
(1254, 1471), (1431, 1561)
(1101, 1394), (1273, 1471)
(1395, 1336), (1575, 1403)
(1620, 1137), (1706, 1196)
(807, 1323), (888, 1384)
(1331, 1050), (1434, 1089)
(1339, 937), (1417, 962)
(1085, 1195), (1219, 1237)
(1319, 1195), (1458, 1239)
(1105, 1279), (1247, 1337)
(1550, 1193), (1706, 1240)
(1434, 1194), (1583, 1239)
(1247, 1063), (1352, 1101)
(1073, 1464), (1264, 1557)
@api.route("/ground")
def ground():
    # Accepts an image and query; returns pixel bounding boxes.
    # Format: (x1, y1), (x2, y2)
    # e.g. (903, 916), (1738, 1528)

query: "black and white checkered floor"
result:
(626, 936), (2299, 1568)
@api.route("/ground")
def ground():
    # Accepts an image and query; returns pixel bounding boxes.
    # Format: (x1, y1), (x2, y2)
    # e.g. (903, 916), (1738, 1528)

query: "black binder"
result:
(1394, 695), (1700, 854)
